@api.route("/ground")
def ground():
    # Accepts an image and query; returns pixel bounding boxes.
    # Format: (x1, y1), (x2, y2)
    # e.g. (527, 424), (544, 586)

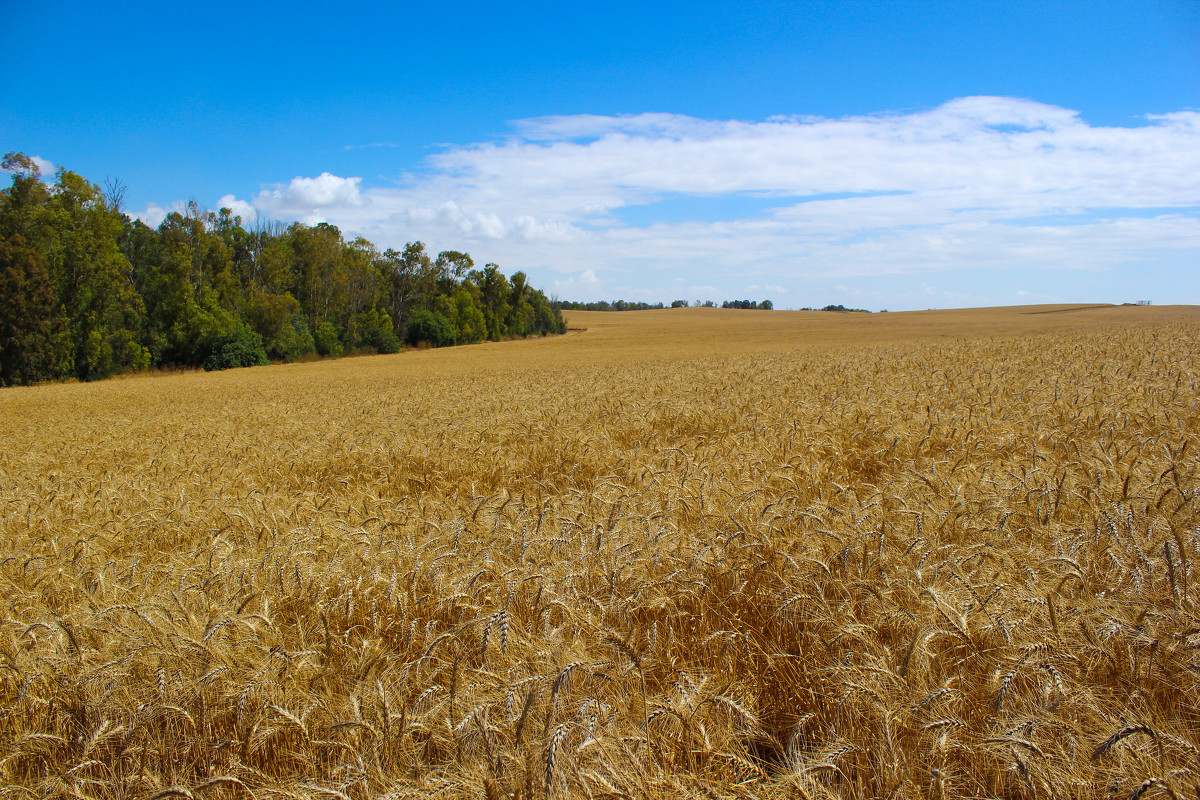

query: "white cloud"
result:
(31, 155), (55, 176)
(153, 97), (1199, 306)
(129, 200), (186, 228)
(251, 173), (364, 224)
(216, 194), (257, 224)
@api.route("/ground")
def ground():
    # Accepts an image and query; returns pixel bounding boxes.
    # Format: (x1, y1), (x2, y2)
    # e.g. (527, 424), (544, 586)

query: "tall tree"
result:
(381, 241), (437, 333)
(42, 169), (148, 379)
(342, 237), (381, 347)
(471, 264), (512, 340)
(1, 156), (75, 381)
(0, 234), (63, 385)
(436, 250), (474, 281)
(290, 222), (347, 327)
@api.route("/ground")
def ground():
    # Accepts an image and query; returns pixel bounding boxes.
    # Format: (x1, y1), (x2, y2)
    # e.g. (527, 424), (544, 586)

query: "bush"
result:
(313, 321), (343, 357)
(272, 315), (317, 362)
(355, 308), (401, 354)
(203, 323), (269, 371)
(404, 310), (457, 348)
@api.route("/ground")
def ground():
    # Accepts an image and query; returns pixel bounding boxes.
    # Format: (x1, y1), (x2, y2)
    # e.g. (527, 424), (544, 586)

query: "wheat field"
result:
(1, 305), (1198, 799)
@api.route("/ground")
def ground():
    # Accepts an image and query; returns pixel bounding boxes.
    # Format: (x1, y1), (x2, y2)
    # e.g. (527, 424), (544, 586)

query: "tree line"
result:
(0, 154), (565, 386)
(674, 299), (774, 309)
(801, 304), (870, 313)
(555, 300), (666, 311)
(555, 298), (775, 311)
(720, 300), (773, 310)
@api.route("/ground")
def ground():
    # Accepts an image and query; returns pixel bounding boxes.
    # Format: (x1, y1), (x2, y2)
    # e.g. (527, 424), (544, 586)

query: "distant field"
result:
(2, 305), (1198, 798)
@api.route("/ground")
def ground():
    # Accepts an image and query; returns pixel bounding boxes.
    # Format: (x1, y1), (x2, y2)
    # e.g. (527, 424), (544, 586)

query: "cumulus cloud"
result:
(165, 97), (1199, 305)
(31, 155), (55, 176)
(129, 200), (186, 228)
(250, 173), (365, 224)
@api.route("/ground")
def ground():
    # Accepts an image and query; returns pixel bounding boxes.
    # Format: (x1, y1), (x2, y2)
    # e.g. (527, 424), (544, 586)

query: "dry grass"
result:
(1, 304), (1198, 799)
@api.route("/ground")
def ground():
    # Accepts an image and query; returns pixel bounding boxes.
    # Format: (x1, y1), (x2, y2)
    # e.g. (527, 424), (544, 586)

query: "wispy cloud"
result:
(199, 97), (1199, 305)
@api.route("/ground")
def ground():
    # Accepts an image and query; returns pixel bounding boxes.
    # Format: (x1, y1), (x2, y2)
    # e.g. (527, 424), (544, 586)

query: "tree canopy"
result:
(0, 154), (565, 386)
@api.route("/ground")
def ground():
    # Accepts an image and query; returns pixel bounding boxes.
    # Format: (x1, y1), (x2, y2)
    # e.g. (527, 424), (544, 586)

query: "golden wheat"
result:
(0, 305), (1197, 799)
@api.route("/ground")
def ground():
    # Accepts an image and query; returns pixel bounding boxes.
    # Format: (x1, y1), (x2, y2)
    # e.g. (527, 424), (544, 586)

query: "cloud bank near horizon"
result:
(133, 97), (1200, 307)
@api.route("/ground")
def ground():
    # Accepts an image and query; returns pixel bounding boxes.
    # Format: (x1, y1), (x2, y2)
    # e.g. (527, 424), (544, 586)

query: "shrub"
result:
(272, 315), (317, 362)
(355, 308), (401, 354)
(404, 310), (457, 348)
(203, 322), (269, 371)
(313, 321), (343, 357)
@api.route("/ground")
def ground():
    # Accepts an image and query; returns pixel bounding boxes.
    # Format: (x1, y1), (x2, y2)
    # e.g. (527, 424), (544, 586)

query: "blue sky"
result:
(4, 0), (1198, 310)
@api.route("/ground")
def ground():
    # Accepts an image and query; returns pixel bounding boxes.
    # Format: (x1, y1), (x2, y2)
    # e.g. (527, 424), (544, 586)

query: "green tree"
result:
(243, 287), (302, 357)
(273, 315), (316, 362)
(435, 250), (474, 279)
(0, 233), (64, 385)
(290, 222), (347, 329)
(354, 307), (400, 354)
(139, 211), (240, 367)
(506, 270), (535, 336)
(434, 285), (487, 344)
(470, 264), (512, 340)
(0, 154), (567, 382)
(43, 169), (149, 379)
(404, 309), (457, 348)
(256, 235), (295, 295)
(203, 321), (268, 370)
(529, 288), (565, 335)
(381, 241), (438, 333)
(313, 320), (343, 357)
(0, 154), (73, 383)
(342, 237), (380, 348)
